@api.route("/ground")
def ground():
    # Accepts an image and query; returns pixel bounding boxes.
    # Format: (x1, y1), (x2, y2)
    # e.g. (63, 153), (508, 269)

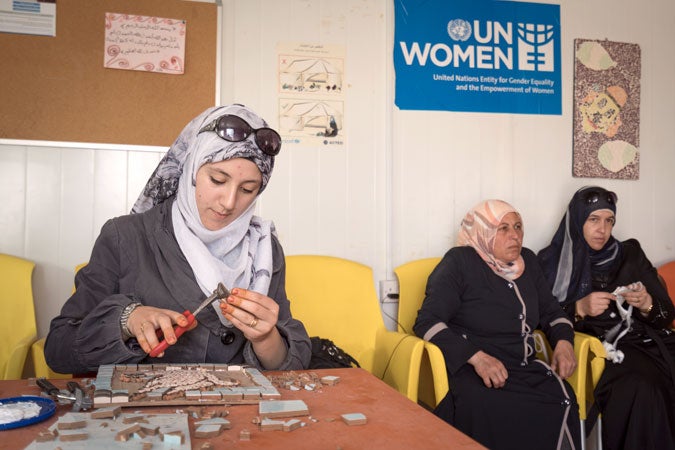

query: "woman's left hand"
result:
(550, 340), (576, 379)
(219, 288), (288, 369)
(219, 288), (280, 342)
(622, 282), (653, 314)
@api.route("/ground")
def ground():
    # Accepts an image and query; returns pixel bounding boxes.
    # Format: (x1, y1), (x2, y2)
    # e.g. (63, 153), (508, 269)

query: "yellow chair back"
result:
(395, 257), (441, 335)
(286, 255), (386, 372)
(0, 253), (37, 379)
(285, 255), (424, 402)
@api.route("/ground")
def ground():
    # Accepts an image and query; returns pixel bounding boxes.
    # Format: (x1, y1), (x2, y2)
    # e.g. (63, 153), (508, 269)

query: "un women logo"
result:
(447, 19), (472, 42)
(516, 23), (556, 71)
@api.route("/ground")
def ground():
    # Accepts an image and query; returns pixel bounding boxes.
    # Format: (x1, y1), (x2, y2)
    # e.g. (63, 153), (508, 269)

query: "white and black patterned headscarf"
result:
(131, 104), (275, 214)
(131, 104), (278, 326)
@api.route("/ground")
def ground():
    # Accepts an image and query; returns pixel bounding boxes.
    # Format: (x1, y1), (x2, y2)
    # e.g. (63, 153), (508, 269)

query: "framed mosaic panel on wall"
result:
(573, 39), (641, 179)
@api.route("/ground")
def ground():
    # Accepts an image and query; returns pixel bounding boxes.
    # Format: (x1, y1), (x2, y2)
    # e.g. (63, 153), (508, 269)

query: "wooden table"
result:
(0, 368), (485, 449)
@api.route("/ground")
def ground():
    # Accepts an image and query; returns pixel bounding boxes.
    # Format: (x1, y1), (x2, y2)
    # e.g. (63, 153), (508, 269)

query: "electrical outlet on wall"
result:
(379, 280), (399, 303)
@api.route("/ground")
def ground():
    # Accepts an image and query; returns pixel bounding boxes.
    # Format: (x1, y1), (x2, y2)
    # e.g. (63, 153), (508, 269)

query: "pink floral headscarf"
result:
(457, 199), (525, 280)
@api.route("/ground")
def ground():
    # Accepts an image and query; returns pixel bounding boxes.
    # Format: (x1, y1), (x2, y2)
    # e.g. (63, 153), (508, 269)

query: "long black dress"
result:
(548, 239), (675, 450)
(414, 246), (580, 450)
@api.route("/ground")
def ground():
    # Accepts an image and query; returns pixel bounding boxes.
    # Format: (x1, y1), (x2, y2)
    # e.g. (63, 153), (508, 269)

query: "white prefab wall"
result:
(1, 0), (674, 339)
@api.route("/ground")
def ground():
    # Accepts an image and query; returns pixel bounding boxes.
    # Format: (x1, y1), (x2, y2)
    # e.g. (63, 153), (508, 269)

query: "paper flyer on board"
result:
(104, 12), (186, 74)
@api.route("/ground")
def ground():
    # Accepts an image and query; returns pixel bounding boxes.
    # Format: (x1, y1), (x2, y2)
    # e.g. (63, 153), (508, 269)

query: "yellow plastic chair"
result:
(30, 262), (86, 380)
(285, 255), (425, 402)
(394, 257), (606, 450)
(0, 253), (37, 380)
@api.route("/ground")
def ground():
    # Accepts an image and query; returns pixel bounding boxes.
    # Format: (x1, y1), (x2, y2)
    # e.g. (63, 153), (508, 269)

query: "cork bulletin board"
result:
(0, 0), (218, 147)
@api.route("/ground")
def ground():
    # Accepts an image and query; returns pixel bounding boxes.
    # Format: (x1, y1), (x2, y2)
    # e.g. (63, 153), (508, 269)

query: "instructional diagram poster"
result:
(573, 39), (641, 179)
(394, 0), (561, 115)
(104, 12), (186, 74)
(277, 42), (345, 148)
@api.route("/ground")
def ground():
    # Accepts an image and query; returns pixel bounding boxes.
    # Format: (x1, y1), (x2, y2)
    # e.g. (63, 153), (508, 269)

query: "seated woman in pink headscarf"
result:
(414, 199), (580, 450)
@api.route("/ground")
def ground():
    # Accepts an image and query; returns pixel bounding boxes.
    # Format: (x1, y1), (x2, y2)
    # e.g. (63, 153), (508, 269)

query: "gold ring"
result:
(249, 317), (259, 328)
(140, 321), (151, 332)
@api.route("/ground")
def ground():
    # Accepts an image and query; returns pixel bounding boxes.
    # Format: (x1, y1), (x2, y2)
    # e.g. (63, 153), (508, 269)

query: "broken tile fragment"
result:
(59, 430), (89, 442)
(258, 399), (309, 418)
(341, 412), (367, 426)
(91, 406), (121, 419)
(123, 414), (148, 424)
(57, 419), (87, 430)
(140, 424), (160, 436)
(260, 418), (284, 431)
(195, 417), (231, 429)
(283, 418), (303, 432)
(195, 423), (224, 438)
(321, 375), (340, 386)
(36, 429), (58, 442)
(115, 423), (141, 442)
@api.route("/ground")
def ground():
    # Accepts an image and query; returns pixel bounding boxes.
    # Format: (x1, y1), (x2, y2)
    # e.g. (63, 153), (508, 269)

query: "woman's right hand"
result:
(468, 350), (508, 388)
(127, 306), (197, 356)
(576, 292), (614, 318)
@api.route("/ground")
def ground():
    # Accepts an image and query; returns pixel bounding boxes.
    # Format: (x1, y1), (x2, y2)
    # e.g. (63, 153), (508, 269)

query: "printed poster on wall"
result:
(394, 0), (561, 115)
(573, 39), (641, 179)
(104, 12), (186, 74)
(277, 42), (345, 148)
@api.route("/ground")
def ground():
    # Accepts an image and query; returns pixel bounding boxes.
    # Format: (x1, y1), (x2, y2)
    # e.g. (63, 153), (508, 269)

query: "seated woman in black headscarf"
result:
(414, 199), (580, 450)
(538, 186), (675, 450)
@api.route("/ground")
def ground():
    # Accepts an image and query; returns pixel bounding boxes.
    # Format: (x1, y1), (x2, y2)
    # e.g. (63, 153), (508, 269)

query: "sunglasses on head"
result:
(582, 189), (618, 205)
(198, 114), (281, 156)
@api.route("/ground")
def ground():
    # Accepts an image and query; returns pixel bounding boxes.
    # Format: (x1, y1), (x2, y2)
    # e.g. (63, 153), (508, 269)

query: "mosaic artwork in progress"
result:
(93, 364), (280, 407)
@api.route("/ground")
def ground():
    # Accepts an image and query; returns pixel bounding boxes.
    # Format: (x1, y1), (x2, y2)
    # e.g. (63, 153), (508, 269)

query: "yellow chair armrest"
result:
(578, 331), (606, 388)
(373, 329), (425, 403)
(424, 341), (450, 407)
(568, 331), (605, 420)
(2, 332), (37, 379)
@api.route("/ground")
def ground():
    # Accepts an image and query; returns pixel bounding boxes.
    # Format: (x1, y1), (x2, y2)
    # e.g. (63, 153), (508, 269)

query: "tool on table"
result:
(66, 380), (93, 411)
(149, 282), (230, 357)
(36, 378), (93, 411)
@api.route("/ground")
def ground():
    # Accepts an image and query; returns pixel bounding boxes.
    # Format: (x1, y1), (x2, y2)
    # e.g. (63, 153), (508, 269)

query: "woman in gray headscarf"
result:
(45, 104), (311, 374)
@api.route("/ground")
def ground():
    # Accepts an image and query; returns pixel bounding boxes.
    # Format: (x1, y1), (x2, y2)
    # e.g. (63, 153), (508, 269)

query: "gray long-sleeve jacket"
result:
(45, 198), (311, 374)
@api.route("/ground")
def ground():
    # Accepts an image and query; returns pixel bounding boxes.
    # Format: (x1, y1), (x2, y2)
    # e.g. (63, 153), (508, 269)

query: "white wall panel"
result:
(59, 149), (95, 270)
(93, 150), (129, 238)
(0, 145), (27, 256)
(24, 147), (64, 335)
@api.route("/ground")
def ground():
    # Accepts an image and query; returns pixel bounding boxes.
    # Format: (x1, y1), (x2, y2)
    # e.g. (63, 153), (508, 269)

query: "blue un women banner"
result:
(394, 0), (561, 115)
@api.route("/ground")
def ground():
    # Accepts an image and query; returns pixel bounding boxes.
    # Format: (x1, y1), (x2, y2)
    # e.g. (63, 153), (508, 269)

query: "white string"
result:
(601, 283), (640, 363)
